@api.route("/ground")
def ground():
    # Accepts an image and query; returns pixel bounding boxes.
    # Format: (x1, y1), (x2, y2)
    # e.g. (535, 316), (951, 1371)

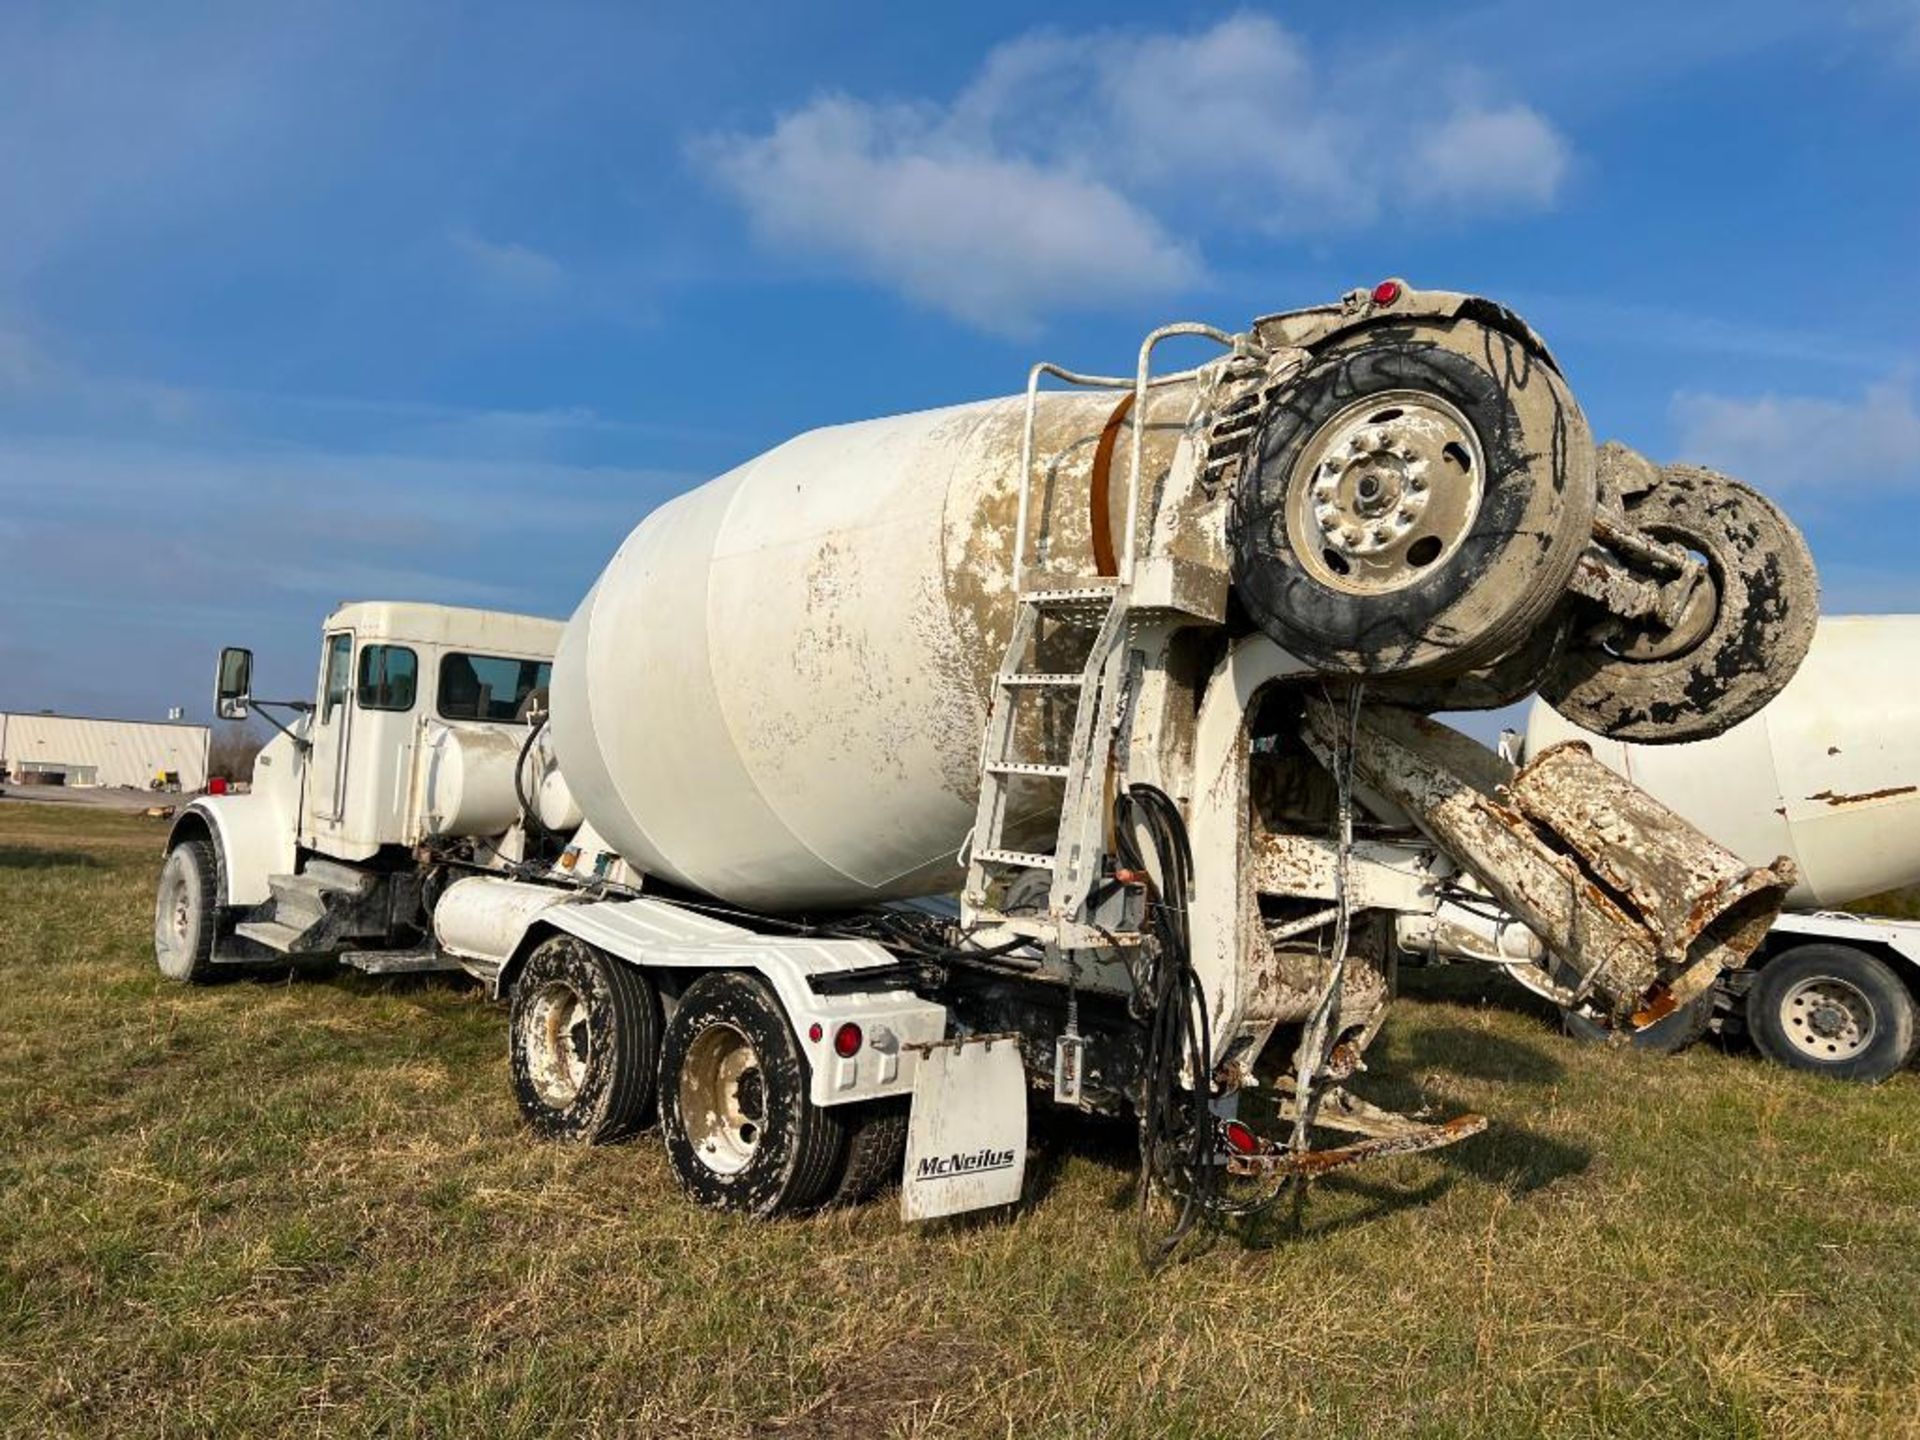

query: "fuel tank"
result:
(548, 390), (1185, 910)
(1525, 615), (1920, 908)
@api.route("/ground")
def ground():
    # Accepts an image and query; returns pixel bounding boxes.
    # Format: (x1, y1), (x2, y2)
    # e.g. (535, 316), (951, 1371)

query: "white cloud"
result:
(1403, 105), (1569, 211)
(698, 97), (1196, 337)
(696, 13), (1571, 331)
(449, 228), (568, 296)
(1671, 375), (1920, 491)
(1851, 1), (1920, 64)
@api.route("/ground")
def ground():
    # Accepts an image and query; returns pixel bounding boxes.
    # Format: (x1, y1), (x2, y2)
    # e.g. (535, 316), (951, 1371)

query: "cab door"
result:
(303, 629), (354, 843)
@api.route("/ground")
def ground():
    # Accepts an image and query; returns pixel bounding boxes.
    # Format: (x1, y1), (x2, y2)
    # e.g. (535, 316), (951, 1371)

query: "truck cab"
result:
(157, 601), (563, 977)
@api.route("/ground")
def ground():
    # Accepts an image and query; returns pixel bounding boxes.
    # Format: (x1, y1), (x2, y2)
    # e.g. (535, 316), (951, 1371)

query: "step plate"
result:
(341, 949), (463, 975)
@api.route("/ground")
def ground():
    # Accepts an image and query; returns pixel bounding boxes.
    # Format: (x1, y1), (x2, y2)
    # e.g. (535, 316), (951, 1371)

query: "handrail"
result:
(1123, 323), (1242, 583)
(1013, 350), (1227, 589)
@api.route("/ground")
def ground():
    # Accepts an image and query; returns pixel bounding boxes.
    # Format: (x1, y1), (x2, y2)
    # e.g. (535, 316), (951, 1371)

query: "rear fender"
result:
(1252, 284), (1560, 373)
(438, 876), (949, 1109)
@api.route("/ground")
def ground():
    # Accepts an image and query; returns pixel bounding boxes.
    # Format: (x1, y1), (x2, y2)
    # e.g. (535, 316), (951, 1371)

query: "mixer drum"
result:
(549, 394), (1138, 910)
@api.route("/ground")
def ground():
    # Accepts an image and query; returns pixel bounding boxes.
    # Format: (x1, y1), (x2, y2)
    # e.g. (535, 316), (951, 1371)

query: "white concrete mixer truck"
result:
(154, 281), (1820, 1231)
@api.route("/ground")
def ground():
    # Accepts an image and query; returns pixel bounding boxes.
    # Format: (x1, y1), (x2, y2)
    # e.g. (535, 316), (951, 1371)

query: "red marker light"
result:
(1222, 1120), (1260, 1155)
(1371, 280), (1401, 307)
(833, 1022), (863, 1058)
(808, 1022), (824, 1043)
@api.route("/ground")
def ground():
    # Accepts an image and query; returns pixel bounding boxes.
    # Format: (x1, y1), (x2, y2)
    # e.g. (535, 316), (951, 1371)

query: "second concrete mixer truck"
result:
(155, 281), (1820, 1229)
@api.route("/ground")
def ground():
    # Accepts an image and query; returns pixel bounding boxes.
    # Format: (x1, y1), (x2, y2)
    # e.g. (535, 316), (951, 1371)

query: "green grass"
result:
(3, 802), (1918, 1438)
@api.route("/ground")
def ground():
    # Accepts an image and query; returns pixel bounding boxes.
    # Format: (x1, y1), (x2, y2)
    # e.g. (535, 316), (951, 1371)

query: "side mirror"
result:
(216, 646), (253, 721)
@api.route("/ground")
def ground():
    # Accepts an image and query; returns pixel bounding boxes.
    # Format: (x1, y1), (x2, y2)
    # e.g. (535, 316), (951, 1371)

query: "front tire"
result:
(1747, 945), (1918, 1083)
(154, 839), (220, 983)
(509, 936), (662, 1142)
(1230, 319), (1596, 678)
(659, 972), (846, 1217)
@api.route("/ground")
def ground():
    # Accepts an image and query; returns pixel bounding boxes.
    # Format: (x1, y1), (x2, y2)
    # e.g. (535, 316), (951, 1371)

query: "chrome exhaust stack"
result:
(1304, 700), (1794, 1030)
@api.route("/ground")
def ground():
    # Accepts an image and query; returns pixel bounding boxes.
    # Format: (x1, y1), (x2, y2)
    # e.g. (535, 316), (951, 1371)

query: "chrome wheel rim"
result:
(1285, 390), (1485, 596)
(1780, 976), (1875, 1061)
(679, 1022), (765, 1176)
(520, 981), (593, 1108)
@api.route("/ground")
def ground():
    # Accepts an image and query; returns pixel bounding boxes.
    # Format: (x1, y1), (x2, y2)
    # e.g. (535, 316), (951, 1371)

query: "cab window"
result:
(357, 644), (418, 712)
(438, 652), (551, 722)
(321, 632), (353, 721)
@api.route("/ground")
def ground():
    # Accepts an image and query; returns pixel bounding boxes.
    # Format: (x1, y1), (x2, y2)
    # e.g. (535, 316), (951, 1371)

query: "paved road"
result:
(0, 785), (195, 812)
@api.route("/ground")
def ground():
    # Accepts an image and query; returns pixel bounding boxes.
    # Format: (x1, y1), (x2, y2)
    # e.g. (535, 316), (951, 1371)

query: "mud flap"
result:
(900, 1034), (1028, 1222)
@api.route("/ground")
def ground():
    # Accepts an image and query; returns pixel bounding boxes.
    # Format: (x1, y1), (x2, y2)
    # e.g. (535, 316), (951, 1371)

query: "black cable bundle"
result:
(1112, 782), (1216, 1262)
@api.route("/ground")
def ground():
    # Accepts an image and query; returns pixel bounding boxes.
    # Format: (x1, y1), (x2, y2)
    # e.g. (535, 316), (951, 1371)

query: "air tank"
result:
(1525, 615), (1920, 908)
(548, 389), (1188, 910)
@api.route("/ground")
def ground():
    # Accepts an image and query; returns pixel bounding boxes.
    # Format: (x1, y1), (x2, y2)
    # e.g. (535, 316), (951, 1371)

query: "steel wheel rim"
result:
(155, 859), (192, 966)
(680, 1022), (765, 1176)
(521, 980), (593, 1108)
(1780, 976), (1876, 1061)
(1284, 389), (1485, 596)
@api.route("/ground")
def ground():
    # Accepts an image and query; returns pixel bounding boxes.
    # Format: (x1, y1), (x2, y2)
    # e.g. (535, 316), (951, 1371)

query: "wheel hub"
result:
(521, 981), (593, 1108)
(680, 1023), (766, 1176)
(1781, 977), (1874, 1061)
(1285, 391), (1485, 596)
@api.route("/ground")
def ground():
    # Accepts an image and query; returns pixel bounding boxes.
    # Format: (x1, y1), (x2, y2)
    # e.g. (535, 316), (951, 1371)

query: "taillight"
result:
(832, 1022), (863, 1058)
(1222, 1120), (1259, 1155)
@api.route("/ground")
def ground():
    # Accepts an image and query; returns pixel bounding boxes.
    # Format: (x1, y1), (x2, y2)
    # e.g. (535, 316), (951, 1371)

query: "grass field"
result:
(3, 802), (1917, 1438)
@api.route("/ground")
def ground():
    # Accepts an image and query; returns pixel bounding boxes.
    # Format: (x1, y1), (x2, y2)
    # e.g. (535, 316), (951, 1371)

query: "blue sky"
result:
(2, 1), (1917, 720)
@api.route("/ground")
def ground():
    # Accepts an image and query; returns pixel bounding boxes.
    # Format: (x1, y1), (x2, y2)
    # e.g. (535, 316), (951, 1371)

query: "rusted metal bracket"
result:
(1225, 1110), (1488, 1179)
(1569, 513), (1709, 632)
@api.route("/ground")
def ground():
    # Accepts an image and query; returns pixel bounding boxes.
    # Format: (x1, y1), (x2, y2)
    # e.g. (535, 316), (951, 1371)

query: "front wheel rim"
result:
(1284, 389), (1486, 597)
(1779, 976), (1876, 1061)
(679, 1023), (765, 1176)
(155, 861), (192, 965)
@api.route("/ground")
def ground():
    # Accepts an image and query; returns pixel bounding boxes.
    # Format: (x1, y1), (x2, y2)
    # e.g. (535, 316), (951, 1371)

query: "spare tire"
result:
(1230, 318), (1596, 678)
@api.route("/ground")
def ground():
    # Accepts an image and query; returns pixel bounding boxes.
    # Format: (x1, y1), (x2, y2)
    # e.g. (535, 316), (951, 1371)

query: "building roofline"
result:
(0, 711), (212, 732)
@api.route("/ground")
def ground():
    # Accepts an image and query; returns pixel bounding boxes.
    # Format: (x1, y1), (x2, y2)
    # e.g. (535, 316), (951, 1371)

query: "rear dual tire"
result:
(658, 972), (848, 1217)
(509, 935), (662, 1143)
(510, 953), (893, 1215)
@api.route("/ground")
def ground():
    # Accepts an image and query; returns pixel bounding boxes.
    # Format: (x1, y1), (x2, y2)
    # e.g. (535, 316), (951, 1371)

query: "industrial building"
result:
(0, 711), (210, 791)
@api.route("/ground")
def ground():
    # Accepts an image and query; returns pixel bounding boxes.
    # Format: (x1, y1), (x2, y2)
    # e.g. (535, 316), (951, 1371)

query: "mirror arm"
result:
(248, 698), (315, 753)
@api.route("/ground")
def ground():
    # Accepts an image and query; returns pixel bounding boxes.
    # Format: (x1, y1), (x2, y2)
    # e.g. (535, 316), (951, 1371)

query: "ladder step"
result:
(341, 948), (461, 975)
(985, 761), (1070, 778)
(975, 849), (1057, 869)
(999, 672), (1084, 688)
(1021, 585), (1118, 608)
(233, 919), (322, 955)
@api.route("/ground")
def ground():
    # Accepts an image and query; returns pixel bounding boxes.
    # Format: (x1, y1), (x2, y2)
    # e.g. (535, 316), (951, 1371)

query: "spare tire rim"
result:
(1284, 390), (1486, 597)
(681, 1022), (765, 1176)
(522, 980), (593, 1108)
(1780, 976), (1875, 1061)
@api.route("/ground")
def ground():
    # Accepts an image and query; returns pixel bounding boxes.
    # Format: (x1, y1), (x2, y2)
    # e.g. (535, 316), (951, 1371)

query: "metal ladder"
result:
(961, 322), (1251, 945)
(962, 579), (1129, 940)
